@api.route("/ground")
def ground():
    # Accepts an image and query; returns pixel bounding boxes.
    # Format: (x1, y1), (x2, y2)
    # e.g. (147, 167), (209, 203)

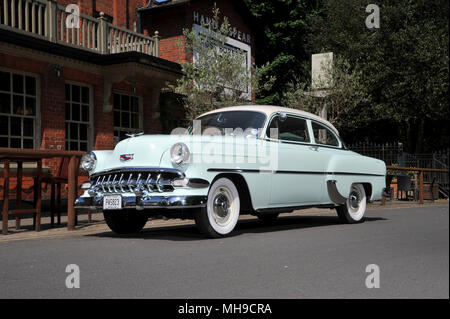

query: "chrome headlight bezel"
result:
(170, 142), (190, 165)
(81, 152), (97, 172)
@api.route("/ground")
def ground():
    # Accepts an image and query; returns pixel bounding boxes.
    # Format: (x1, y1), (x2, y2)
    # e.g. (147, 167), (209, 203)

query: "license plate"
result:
(103, 195), (122, 210)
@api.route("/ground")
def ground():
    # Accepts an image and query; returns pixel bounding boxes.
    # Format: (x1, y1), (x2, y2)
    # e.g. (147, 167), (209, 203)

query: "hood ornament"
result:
(126, 132), (144, 138)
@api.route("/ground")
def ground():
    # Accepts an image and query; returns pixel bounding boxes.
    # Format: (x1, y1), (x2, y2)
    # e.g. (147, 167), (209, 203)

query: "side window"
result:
(267, 115), (310, 143)
(312, 122), (340, 147)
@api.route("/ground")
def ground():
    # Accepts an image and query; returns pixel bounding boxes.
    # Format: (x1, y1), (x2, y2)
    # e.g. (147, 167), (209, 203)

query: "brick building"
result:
(0, 0), (256, 190)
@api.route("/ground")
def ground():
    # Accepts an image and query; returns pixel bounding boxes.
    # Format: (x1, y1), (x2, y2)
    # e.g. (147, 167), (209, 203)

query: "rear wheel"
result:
(103, 209), (148, 234)
(336, 183), (367, 224)
(195, 178), (240, 238)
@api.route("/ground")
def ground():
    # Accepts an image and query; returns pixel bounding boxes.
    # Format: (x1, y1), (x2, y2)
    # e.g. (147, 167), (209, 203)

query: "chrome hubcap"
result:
(349, 187), (362, 213)
(211, 187), (233, 226)
(214, 194), (229, 218)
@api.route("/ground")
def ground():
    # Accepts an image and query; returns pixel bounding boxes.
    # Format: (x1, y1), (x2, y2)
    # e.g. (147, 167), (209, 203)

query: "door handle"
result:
(309, 145), (319, 151)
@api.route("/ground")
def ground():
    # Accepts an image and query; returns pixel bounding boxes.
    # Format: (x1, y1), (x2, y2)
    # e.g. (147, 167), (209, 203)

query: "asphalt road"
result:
(0, 205), (448, 298)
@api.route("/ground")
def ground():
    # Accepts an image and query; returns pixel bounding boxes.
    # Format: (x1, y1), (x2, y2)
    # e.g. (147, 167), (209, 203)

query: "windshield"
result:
(191, 111), (266, 136)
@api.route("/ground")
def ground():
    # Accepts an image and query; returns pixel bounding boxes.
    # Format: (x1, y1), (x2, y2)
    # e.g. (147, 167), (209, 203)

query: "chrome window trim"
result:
(264, 112), (313, 146)
(263, 112), (345, 150)
(310, 119), (343, 149)
(192, 110), (267, 137)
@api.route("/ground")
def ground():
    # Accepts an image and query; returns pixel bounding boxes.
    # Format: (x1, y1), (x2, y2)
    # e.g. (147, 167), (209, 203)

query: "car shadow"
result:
(86, 215), (387, 242)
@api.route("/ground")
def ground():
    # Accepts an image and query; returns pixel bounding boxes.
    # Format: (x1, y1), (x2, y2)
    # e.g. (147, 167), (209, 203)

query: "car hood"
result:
(92, 134), (253, 173)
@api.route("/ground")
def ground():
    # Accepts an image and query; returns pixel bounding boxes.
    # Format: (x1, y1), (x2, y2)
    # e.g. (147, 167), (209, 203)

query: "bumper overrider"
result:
(74, 168), (209, 210)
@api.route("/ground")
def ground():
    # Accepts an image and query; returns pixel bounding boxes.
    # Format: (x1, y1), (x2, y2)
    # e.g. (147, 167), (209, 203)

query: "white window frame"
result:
(0, 67), (41, 149)
(64, 81), (94, 151)
(113, 91), (143, 142)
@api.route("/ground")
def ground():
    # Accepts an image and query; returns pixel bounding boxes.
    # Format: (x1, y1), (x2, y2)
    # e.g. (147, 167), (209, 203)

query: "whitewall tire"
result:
(336, 183), (367, 223)
(195, 178), (240, 238)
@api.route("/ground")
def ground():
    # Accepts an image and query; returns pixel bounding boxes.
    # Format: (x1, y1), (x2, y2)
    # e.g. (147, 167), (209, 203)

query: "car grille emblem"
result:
(120, 154), (134, 162)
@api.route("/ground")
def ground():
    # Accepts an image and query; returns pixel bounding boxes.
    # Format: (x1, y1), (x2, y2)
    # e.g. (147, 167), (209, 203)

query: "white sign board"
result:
(311, 52), (333, 89)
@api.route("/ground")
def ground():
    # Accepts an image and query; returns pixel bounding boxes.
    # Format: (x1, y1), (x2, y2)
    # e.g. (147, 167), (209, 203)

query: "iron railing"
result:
(348, 142), (449, 198)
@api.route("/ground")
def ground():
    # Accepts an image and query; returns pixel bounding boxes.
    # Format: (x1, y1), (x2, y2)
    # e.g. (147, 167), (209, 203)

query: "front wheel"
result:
(103, 209), (148, 234)
(336, 183), (367, 224)
(195, 178), (240, 238)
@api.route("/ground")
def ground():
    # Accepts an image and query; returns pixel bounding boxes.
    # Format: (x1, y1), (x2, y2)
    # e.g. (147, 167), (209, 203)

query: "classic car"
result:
(75, 105), (386, 237)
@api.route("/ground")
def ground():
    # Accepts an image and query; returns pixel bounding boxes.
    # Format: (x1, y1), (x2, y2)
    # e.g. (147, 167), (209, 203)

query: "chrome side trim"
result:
(327, 180), (347, 205)
(186, 178), (210, 188)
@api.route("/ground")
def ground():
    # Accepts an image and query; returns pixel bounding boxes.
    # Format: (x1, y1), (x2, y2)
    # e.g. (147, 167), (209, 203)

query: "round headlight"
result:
(81, 152), (97, 172)
(170, 142), (190, 165)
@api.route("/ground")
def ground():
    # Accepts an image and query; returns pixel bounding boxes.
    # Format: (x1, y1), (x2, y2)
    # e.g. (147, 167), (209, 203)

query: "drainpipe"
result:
(137, 10), (142, 33)
(126, 0), (129, 29)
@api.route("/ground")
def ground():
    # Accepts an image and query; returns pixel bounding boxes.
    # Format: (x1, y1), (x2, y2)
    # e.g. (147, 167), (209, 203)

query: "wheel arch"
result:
(361, 182), (373, 202)
(210, 173), (255, 214)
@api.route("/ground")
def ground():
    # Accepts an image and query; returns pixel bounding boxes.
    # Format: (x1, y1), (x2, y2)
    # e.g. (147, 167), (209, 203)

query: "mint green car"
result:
(75, 105), (386, 237)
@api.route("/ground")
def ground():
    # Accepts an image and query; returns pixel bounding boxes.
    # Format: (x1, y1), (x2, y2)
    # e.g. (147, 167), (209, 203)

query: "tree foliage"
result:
(172, 5), (252, 120)
(281, 57), (370, 130)
(243, 0), (323, 105)
(305, 0), (449, 152)
(245, 0), (449, 152)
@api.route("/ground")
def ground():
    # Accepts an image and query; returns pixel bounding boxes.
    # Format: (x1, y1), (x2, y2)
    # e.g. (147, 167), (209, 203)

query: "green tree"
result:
(304, 0), (449, 152)
(246, 0), (449, 152)
(243, 0), (323, 105)
(172, 5), (252, 120)
(281, 57), (370, 131)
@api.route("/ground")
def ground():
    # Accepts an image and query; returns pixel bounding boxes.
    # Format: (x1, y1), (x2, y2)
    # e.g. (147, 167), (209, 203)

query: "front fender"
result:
(90, 150), (114, 176)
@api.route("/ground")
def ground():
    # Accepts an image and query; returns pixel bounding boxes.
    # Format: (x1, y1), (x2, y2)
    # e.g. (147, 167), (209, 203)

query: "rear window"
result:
(311, 122), (340, 147)
(267, 115), (310, 143)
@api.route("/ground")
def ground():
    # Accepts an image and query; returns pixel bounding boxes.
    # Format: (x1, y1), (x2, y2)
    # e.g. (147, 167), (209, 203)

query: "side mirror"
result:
(244, 128), (259, 139)
(278, 112), (287, 122)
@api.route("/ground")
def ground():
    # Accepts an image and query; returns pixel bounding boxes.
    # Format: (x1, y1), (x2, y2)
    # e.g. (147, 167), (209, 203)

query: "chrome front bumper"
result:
(74, 195), (207, 210)
(76, 167), (210, 210)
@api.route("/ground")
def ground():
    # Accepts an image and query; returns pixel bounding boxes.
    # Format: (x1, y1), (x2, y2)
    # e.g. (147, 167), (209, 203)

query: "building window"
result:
(0, 70), (37, 149)
(113, 93), (141, 143)
(160, 92), (187, 134)
(65, 83), (90, 151)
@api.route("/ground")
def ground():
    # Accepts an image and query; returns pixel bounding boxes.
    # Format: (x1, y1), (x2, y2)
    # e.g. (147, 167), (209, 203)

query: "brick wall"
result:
(160, 36), (190, 64)
(0, 52), (163, 199)
(57, 0), (147, 30)
(142, 0), (255, 65)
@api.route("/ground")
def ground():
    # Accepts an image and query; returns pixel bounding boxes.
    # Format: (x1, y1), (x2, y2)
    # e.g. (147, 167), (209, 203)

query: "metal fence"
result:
(348, 142), (449, 198)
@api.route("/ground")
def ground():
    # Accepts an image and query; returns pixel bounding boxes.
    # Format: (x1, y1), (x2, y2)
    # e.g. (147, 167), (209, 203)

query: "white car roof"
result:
(199, 105), (340, 135)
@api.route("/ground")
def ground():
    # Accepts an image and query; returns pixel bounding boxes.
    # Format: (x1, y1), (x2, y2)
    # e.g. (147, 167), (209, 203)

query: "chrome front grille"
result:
(89, 169), (184, 195)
